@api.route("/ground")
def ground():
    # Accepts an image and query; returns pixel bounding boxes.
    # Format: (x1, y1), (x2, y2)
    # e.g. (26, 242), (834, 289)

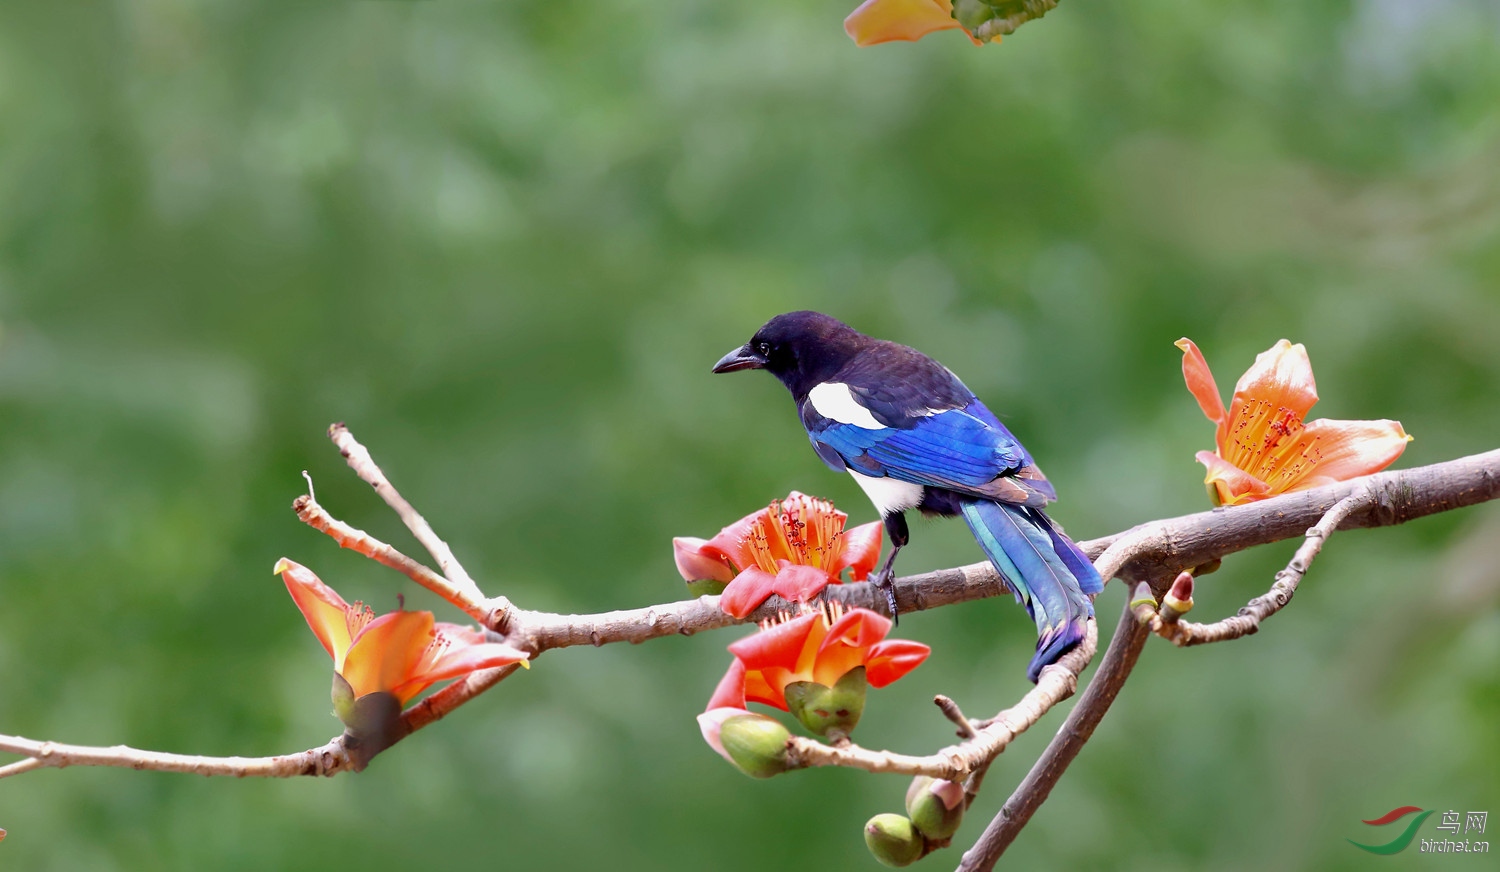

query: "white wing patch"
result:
(848, 470), (925, 515)
(807, 382), (885, 430)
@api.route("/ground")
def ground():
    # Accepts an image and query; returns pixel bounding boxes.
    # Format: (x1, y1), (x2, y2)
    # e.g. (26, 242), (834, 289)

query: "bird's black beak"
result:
(712, 344), (767, 374)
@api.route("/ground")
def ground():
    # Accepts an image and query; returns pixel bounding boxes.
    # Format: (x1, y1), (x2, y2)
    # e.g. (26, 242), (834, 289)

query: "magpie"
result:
(712, 310), (1102, 682)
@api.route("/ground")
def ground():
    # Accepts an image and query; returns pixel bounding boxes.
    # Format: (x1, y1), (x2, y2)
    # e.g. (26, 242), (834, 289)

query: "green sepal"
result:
(685, 579), (729, 597)
(335, 685), (405, 770)
(952, 0), (1060, 41)
(784, 666), (867, 737)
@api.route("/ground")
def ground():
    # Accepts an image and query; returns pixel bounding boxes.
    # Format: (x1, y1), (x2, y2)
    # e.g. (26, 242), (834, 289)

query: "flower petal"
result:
(1196, 450), (1271, 506)
(811, 607), (891, 686)
(275, 558), (355, 666)
(864, 639), (932, 687)
(718, 567), (781, 618)
(389, 625), (530, 704)
(844, 0), (963, 47)
(821, 606), (892, 653)
(771, 563), (834, 604)
(673, 537), (737, 584)
(728, 612), (820, 671)
(1176, 338), (1228, 443)
(741, 665), (790, 711)
(1229, 339), (1318, 423)
(1290, 418), (1412, 487)
(706, 659), (750, 711)
(340, 610), (434, 700)
(700, 506), (765, 573)
(837, 520), (883, 581)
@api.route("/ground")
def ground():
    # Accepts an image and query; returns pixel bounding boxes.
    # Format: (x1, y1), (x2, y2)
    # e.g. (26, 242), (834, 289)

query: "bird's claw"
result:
(872, 570), (900, 624)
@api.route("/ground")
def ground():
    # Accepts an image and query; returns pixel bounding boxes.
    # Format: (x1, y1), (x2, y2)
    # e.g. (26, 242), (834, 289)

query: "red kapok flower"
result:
(275, 558), (529, 708)
(1177, 338), (1412, 506)
(673, 492), (882, 619)
(699, 604), (929, 740)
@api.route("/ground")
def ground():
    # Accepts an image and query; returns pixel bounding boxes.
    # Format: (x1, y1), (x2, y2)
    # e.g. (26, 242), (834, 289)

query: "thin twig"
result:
(784, 621), (1097, 780)
(0, 757), (45, 780)
(934, 696), (978, 739)
(1151, 486), (1374, 645)
(0, 734), (353, 778)
(294, 492), (489, 622)
(327, 424), (495, 611)
(401, 662), (526, 734)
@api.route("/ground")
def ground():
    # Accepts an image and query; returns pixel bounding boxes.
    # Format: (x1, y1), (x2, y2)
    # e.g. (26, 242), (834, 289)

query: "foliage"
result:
(0, 1), (1497, 869)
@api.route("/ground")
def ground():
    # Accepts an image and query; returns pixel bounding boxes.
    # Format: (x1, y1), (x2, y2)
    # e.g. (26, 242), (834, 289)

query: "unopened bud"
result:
(718, 714), (791, 779)
(1162, 572), (1194, 618)
(906, 777), (965, 840)
(784, 666), (867, 737)
(1129, 582), (1158, 624)
(864, 813), (924, 867)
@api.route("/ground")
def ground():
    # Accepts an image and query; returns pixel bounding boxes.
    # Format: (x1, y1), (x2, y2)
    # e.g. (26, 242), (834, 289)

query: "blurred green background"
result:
(1, 1), (1497, 869)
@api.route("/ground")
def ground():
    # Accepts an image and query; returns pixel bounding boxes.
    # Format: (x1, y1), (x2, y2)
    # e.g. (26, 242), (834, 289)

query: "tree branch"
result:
(2, 435), (1494, 832)
(327, 423), (495, 611)
(0, 734), (353, 779)
(784, 620), (1097, 780)
(958, 598), (1151, 871)
(951, 451), (1500, 871)
(1143, 484), (1375, 645)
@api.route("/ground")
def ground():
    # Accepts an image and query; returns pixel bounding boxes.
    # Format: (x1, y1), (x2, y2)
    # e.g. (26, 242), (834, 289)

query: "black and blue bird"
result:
(713, 311), (1102, 682)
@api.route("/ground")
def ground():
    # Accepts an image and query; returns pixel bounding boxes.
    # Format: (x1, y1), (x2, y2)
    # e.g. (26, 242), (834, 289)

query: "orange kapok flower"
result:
(1176, 338), (1412, 506)
(698, 604), (929, 743)
(673, 492), (883, 619)
(275, 558), (529, 709)
(845, 0), (975, 47)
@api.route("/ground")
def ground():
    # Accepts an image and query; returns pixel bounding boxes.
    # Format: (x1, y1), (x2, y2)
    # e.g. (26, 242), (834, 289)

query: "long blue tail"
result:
(959, 498), (1103, 682)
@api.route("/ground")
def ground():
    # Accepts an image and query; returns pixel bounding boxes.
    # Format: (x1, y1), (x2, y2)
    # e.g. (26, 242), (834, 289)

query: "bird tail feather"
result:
(958, 498), (1101, 682)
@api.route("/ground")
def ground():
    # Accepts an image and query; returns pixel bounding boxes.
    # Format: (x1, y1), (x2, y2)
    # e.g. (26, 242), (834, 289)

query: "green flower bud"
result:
(906, 777), (966, 840)
(784, 666), (868, 737)
(718, 714), (791, 779)
(864, 813), (924, 868)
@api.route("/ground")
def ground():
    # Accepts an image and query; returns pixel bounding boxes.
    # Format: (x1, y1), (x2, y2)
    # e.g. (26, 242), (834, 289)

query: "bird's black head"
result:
(712, 311), (868, 398)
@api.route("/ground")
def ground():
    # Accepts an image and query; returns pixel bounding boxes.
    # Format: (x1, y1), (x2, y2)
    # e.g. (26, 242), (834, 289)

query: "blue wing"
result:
(804, 396), (1054, 507)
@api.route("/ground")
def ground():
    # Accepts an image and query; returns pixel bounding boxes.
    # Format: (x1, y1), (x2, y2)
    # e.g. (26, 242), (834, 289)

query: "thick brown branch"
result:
(958, 598), (1151, 871)
(1148, 485), (1374, 645)
(1092, 449), (1500, 590)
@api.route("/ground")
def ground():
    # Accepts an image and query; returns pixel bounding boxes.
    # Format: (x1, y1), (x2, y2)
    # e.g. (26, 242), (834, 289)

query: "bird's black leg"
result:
(873, 511), (908, 623)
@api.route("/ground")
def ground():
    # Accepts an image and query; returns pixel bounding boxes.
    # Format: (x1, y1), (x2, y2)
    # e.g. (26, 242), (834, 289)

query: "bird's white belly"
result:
(848, 470), (924, 516)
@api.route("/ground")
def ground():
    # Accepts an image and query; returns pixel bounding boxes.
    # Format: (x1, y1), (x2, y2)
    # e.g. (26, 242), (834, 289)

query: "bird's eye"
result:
(756, 342), (772, 357)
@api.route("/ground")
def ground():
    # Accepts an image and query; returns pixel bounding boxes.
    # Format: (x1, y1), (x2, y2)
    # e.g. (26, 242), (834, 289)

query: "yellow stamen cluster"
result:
(744, 496), (846, 574)
(1224, 398), (1324, 490)
(346, 601), (375, 640)
(757, 600), (843, 633)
